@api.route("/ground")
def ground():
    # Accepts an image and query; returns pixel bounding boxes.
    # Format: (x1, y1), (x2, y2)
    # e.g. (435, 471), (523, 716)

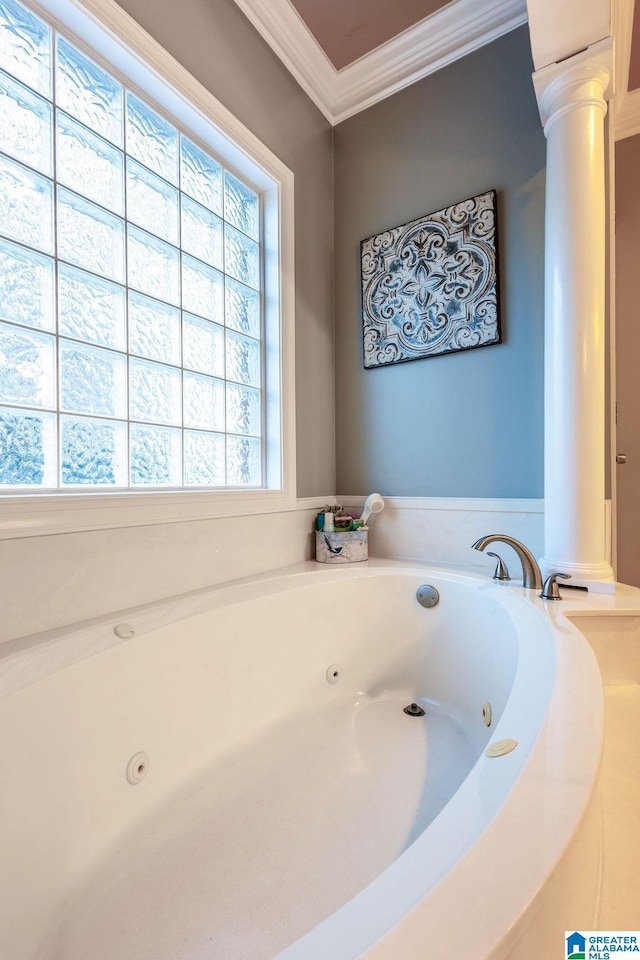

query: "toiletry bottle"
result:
(324, 511), (335, 533)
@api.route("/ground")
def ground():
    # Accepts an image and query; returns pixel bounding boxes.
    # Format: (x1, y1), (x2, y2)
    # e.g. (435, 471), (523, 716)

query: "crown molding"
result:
(332, 0), (528, 122)
(232, 0), (528, 125)
(231, 0), (338, 122)
(615, 88), (640, 138)
(611, 0), (640, 140)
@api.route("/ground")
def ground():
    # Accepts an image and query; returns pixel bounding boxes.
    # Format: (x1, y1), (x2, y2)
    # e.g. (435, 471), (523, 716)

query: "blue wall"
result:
(334, 26), (546, 498)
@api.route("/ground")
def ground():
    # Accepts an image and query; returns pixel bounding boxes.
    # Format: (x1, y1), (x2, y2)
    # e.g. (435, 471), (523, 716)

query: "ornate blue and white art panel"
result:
(361, 190), (500, 368)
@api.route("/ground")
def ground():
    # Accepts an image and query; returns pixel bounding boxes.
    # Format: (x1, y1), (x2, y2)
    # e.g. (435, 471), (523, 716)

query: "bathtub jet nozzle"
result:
(404, 702), (425, 717)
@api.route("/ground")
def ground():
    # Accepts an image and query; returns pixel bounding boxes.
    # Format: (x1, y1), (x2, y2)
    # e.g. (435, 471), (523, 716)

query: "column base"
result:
(538, 556), (616, 594)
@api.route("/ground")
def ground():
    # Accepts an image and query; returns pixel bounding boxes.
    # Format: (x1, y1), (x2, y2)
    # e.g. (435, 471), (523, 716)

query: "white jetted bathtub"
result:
(0, 560), (603, 960)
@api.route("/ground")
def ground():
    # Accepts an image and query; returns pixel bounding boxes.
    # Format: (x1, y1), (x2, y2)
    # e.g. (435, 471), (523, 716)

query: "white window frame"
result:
(0, 0), (296, 539)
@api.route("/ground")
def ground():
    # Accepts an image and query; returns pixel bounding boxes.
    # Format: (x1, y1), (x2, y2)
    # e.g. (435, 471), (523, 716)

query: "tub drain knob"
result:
(404, 702), (426, 717)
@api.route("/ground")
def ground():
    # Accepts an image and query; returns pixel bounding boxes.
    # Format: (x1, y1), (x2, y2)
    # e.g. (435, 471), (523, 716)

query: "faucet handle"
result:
(540, 572), (571, 600)
(486, 551), (511, 582)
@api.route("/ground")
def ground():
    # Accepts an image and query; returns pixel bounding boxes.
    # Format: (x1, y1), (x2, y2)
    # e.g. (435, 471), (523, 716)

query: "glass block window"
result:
(0, 0), (264, 490)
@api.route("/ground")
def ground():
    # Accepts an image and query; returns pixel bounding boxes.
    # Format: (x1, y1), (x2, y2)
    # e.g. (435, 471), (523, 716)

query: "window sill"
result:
(0, 487), (299, 540)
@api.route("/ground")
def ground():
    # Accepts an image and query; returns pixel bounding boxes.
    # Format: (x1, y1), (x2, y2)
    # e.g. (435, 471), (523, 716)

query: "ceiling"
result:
(288, 0), (453, 70)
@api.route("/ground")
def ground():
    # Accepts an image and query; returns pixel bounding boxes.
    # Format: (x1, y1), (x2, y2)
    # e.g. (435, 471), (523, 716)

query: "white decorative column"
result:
(533, 39), (615, 592)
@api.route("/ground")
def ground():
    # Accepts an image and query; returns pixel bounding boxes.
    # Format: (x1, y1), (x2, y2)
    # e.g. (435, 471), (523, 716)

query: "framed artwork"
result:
(361, 190), (501, 368)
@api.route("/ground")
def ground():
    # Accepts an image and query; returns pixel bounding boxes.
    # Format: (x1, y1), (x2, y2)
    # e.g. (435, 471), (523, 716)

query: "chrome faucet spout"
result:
(472, 534), (543, 591)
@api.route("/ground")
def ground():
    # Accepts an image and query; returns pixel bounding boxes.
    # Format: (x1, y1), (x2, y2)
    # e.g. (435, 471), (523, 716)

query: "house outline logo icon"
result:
(567, 932), (587, 959)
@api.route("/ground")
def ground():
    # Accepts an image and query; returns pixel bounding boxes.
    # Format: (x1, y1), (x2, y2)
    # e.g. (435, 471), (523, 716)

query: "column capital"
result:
(532, 37), (613, 134)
